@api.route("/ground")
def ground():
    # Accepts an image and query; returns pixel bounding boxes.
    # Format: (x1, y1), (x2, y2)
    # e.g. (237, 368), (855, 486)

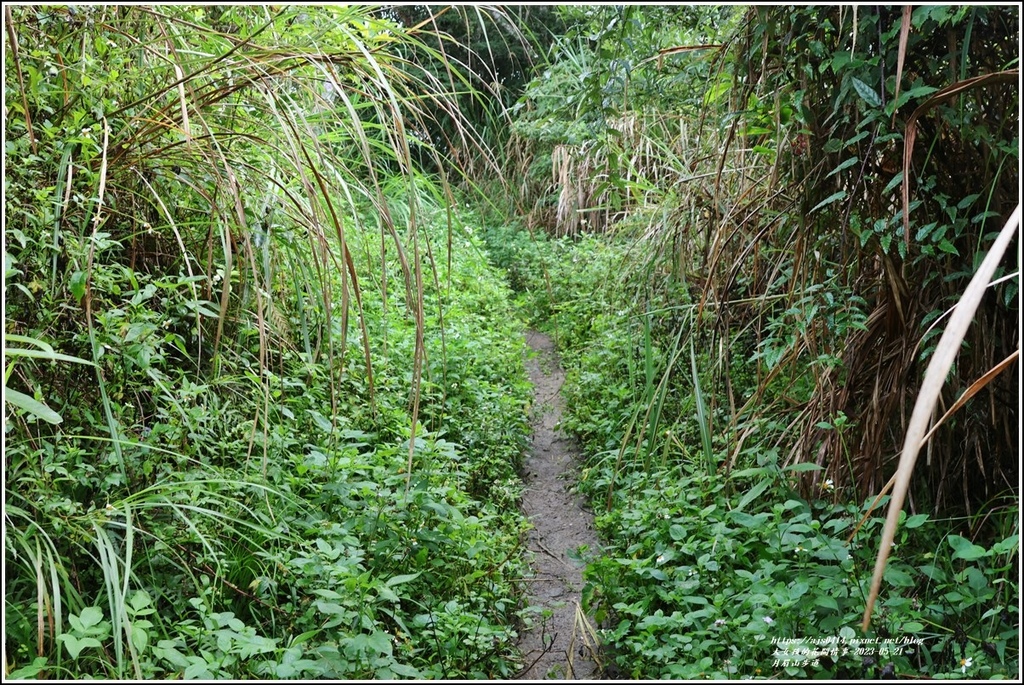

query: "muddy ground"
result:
(515, 331), (603, 680)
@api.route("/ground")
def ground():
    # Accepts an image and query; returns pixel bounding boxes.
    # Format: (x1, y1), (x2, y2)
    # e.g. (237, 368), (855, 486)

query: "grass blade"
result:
(690, 340), (715, 476)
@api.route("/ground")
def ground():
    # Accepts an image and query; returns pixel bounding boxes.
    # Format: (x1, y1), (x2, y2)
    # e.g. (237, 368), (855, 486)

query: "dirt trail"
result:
(516, 331), (602, 680)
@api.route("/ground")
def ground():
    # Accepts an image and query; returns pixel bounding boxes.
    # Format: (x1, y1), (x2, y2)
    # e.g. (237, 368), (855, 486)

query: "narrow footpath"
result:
(516, 331), (602, 680)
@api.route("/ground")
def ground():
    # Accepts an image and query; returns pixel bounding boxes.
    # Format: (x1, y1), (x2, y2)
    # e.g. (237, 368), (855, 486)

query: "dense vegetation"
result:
(491, 4), (1018, 679)
(4, 4), (1020, 681)
(4, 6), (533, 678)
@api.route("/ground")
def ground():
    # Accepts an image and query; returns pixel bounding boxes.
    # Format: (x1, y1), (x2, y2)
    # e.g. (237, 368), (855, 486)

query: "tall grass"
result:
(4, 4), (522, 676)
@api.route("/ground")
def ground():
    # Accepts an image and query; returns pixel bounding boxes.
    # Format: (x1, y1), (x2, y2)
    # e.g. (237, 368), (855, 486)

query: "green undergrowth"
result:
(5, 199), (532, 679)
(502, 231), (1019, 680)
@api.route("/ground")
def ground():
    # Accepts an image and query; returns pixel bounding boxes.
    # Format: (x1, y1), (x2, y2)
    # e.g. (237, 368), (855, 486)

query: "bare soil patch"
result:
(516, 331), (603, 680)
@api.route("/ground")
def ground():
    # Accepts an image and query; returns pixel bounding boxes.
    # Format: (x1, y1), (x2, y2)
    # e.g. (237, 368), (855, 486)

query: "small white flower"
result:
(656, 554), (666, 565)
(714, 618), (726, 627)
(795, 545), (806, 553)
(763, 616), (774, 625)
(960, 657), (972, 673)
(822, 478), (835, 491)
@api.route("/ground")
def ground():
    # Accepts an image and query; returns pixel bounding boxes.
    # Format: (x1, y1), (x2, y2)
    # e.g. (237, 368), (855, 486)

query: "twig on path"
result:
(532, 539), (570, 568)
(513, 632), (559, 679)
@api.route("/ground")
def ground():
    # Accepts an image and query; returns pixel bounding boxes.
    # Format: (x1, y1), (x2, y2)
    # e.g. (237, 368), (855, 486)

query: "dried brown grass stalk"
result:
(862, 204), (1020, 631)
(4, 6), (36, 154)
(891, 6), (912, 126)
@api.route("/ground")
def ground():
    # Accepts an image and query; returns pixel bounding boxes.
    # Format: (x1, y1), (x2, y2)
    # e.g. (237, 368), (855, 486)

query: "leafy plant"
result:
(4, 5), (535, 680)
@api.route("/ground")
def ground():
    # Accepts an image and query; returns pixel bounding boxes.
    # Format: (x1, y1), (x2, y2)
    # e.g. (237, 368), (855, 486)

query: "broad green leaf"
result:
(965, 567), (988, 590)
(784, 462), (824, 473)
(883, 171), (904, 195)
(884, 566), (915, 587)
(386, 572), (421, 587)
(730, 511), (768, 528)
(646, 567), (668, 581)
(890, 85), (938, 111)
(376, 586), (400, 603)
(948, 534), (988, 561)
(669, 523), (687, 541)
(129, 590), (153, 612)
(916, 222), (938, 242)
(4, 388), (62, 424)
(851, 77), (882, 108)
(814, 595), (839, 611)
(957, 193), (981, 209)
(154, 640), (191, 669)
(730, 466), (771, 479)
(904, 513), (929, 528)
(184, 662), (214, 679)
(291, 629), (321, 646)
(70, 270), (88, 301)
(831, 51), (853, 72)
(844, 130), (870, 147)
(991, 534), (1019, 555)
(810, 190), (847, 214)
(822, 138), (844, 153)
(366, 631), (393, 656)
(826, 157), (859, 179)
(59, 634), (102, 659)
(307, 410), (334, 434)
(6, 657), (49, 679)
(315, 600), (347, 617)
(131, 623), (150, 652)
(389, 663), (424, 678)
(736, 479), (770, 511)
